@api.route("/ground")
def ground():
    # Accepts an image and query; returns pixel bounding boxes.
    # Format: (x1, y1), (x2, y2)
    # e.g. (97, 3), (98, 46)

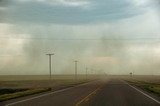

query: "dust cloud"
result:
(0, 0), (160, 75)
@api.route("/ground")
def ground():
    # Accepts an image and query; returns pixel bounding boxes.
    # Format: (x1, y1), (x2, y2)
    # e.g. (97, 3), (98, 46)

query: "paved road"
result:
(2, 79), (160, 106)
(80, 79), (160, 106)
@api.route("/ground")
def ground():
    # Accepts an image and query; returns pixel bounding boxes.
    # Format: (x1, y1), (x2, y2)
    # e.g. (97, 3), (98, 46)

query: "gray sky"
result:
(0, 0), (160, 75)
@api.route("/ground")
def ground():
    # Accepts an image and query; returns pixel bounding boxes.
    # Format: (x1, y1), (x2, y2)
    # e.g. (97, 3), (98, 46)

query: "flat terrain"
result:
(1, 80), (103, 106)
(1, 78), (160, 106)
(0, 78), (93, 102)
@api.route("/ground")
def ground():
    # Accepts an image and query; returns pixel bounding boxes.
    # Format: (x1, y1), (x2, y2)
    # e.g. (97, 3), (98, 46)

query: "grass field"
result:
(0, 75), (102, 81)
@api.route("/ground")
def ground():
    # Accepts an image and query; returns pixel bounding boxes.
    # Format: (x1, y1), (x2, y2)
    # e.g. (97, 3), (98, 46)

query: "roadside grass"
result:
(0, 88), (51, 102)
(143, 85), (160, 96)
(0, 89), (28, 95)
(127, 80), (160, 96)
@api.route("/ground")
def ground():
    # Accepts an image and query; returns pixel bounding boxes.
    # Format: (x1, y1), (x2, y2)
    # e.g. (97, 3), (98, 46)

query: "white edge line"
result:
(5, 81), (92, 106)
(5, 87), (72, 106)
(122, 80), (160, 104)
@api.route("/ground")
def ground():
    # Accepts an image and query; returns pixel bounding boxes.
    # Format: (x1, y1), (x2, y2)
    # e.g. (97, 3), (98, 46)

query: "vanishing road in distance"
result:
(2, 79), (160, 106)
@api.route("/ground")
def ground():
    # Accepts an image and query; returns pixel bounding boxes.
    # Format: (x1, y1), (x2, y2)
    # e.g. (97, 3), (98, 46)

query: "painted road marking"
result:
(5, 81), (95, 106)
(75, 86), (102, 106)
(5, 87), (73, 106)
(84, 98), (89, 102)
(123, 80), (160, 104)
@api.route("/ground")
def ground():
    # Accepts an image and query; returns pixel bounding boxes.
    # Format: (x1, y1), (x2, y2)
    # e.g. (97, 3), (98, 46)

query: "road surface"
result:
(80, 79), (160, 106)
(1, 79), (160, 106)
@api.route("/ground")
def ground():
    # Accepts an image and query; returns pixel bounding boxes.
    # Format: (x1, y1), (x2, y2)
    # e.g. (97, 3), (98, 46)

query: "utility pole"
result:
(74, 60), (78, 80)
(46, 53), (54, 80)
(86, 67), (88, 80)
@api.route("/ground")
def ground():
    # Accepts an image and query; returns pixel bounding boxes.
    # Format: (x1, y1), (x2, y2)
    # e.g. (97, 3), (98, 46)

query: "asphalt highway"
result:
(80, 79), (160, 106)
(2, 79), (160, 106)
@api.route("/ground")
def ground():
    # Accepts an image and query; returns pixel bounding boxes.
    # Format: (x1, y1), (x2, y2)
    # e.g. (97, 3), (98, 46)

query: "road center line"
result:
(123, 80), (160, 104)
(75, 86), (102, 106)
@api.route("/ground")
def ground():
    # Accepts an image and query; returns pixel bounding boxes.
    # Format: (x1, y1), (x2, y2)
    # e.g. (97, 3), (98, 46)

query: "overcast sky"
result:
(0, 0), (160, 75)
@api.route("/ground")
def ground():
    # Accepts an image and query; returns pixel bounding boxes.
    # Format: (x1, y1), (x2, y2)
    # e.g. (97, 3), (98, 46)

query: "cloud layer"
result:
(1, 0), (152, 24)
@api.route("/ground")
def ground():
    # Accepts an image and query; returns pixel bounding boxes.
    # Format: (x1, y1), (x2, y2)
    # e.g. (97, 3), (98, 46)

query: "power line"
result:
(1, 37), (160, 40)
(0, 55), (23, 57)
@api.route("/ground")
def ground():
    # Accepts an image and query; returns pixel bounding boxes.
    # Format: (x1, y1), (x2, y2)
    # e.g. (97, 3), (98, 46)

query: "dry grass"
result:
(0, 88), (51, 102)
(127, 80), (160, 96)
